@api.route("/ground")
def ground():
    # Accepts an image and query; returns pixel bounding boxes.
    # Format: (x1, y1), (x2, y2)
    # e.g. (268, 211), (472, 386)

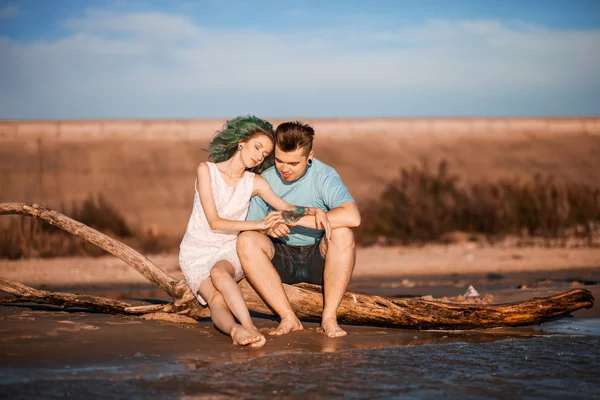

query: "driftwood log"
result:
(0, 202), (595, 330)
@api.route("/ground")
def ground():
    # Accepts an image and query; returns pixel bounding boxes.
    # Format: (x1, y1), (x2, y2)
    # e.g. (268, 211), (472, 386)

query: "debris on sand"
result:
(421, 285), (494, 304)
(463, 285), (481, 298)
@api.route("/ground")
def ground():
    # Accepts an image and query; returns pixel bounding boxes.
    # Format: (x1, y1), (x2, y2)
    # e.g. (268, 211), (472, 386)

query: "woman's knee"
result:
(210, 263), (233, 284)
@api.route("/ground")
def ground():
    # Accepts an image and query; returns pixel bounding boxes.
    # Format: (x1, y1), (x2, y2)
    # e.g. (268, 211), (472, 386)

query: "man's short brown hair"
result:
(275, 121), (315, 155)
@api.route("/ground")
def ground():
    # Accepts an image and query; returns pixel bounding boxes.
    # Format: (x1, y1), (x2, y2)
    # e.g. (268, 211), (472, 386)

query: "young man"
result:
(237, 121), (361, 337)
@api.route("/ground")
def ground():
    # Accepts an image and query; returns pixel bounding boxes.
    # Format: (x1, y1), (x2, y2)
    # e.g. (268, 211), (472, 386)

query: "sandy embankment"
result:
(1, 117), (600, 237)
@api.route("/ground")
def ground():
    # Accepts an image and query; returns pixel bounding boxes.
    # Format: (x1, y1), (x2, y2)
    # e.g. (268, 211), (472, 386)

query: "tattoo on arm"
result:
(281, 206), (309, 224)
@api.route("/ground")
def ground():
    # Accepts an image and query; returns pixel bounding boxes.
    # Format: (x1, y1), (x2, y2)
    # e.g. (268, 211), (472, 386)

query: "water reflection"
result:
(5, 335), (597, 399)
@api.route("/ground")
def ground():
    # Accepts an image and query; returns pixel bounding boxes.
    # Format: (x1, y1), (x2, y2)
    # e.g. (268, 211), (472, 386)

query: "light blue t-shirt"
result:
(247, 158), (355, 246)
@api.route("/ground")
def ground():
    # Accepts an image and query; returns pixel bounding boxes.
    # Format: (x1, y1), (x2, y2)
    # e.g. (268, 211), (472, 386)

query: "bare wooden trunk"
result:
(1, 202), (595, 330)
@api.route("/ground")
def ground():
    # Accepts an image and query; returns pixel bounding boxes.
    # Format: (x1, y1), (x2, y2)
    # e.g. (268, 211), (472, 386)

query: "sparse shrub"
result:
(71, 194), (133, 237)
(0, 194), (178, 259)
(357, 161), (600, 246)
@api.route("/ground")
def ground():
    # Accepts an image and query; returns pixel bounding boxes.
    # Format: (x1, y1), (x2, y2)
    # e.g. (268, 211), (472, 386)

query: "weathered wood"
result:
(0, 202), (181, 298)
(1, 202), (595, 330)
(282, 283), (595, 329)
(0, 279), (138, 314)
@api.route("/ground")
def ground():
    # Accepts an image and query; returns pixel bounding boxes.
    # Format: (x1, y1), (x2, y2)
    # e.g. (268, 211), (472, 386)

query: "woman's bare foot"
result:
(269, 315), (303, 336)
(248, 329), (267, 348)
(321, 318), (347, 338)
(230, 325), (263, 346)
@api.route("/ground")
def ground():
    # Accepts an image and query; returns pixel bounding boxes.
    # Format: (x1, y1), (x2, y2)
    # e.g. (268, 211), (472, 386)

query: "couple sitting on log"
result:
(178, 116), (361, 348)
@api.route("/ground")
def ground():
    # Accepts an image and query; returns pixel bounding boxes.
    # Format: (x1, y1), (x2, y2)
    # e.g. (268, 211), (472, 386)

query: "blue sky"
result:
(1, 0), (599, 119)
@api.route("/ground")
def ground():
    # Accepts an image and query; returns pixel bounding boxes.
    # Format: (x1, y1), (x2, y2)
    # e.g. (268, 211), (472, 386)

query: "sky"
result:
(1, 0), (599, 119)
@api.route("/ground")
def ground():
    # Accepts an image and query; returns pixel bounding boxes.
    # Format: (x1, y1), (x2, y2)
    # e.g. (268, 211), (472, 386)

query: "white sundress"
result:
(179, 162), (255, 305)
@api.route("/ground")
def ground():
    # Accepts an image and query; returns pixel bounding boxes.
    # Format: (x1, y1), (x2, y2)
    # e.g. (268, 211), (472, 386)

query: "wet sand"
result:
(1, 279), (599, 398)
(1, 265), (599, 367)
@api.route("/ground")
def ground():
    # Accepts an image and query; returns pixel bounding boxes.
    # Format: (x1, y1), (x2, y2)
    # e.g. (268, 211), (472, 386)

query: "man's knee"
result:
(237, 231), (272, 259)
(237, 231), (261, 256)
(330, 227), (355, 248)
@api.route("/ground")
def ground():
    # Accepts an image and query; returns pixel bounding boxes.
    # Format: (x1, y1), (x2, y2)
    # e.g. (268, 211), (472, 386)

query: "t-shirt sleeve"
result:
(246, 194), (270, 222)
(321, 171), (355, 210)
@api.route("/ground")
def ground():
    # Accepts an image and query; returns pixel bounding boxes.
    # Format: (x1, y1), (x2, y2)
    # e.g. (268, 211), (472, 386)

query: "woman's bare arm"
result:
(197, 164), (280, 231)
(253, 175), (331, 237)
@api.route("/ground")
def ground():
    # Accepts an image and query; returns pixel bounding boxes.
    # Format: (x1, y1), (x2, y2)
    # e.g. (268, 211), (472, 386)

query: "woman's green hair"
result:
(206, 116), (275, 173)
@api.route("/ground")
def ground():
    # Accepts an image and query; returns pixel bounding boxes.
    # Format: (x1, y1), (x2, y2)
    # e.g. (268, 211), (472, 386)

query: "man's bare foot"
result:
(321, 318), (347, 338)
(230, 325), (263, 346)
(269, 315), (303, 336)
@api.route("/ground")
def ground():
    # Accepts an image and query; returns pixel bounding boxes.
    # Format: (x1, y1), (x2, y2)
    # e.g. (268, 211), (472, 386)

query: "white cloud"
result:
(62, 9), (203, 40)
(1, 10), (599, 118)
(0, 4), (18, 19)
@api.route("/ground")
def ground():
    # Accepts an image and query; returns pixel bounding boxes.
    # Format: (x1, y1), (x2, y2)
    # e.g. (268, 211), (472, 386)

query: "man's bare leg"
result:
(237, 231), (303, 336)
(320, 227), (356, 337)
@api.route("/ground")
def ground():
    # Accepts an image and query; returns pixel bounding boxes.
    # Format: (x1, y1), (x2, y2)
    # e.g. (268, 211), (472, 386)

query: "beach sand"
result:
(2, 243), (600, 287)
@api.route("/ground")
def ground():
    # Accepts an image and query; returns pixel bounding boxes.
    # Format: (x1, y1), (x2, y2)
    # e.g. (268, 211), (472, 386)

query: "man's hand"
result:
(265, 222), (290, 238)
(315, 209), (331, 240)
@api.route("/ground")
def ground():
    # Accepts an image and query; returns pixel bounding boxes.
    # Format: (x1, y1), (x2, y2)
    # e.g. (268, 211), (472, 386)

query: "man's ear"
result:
(307, 150), (314, 162)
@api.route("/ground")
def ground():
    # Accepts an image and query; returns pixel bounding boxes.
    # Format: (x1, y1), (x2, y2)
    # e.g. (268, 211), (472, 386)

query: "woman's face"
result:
(240, 134), (274, 168)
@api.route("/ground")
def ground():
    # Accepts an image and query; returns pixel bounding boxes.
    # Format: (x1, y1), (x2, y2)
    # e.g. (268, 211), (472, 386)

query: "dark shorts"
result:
(270, 239), (325, 285)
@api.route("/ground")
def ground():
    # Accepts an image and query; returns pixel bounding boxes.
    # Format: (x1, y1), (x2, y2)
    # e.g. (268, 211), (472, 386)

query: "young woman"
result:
(179, 116), (330, 348)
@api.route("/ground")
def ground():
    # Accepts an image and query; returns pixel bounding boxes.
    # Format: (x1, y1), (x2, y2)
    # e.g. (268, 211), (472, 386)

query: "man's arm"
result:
(285, 202), (360, 230)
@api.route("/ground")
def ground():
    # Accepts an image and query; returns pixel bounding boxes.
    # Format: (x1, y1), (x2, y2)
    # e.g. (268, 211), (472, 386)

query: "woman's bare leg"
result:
(208, 261), (266, 348)
(198, 272), (263, 347)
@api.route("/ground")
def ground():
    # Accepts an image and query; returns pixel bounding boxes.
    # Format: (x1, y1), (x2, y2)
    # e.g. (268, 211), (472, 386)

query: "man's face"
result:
(274, 145), (313, 182)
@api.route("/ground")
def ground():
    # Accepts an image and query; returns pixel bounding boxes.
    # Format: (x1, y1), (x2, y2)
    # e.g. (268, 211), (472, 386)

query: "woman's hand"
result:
(315, 209), (331, 240)
(257, 211), (282, 231)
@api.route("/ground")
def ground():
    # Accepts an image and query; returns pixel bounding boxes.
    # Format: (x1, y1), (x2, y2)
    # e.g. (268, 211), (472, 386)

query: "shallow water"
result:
(2, 322), (599, 399)
(166, 334), (600, 399)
